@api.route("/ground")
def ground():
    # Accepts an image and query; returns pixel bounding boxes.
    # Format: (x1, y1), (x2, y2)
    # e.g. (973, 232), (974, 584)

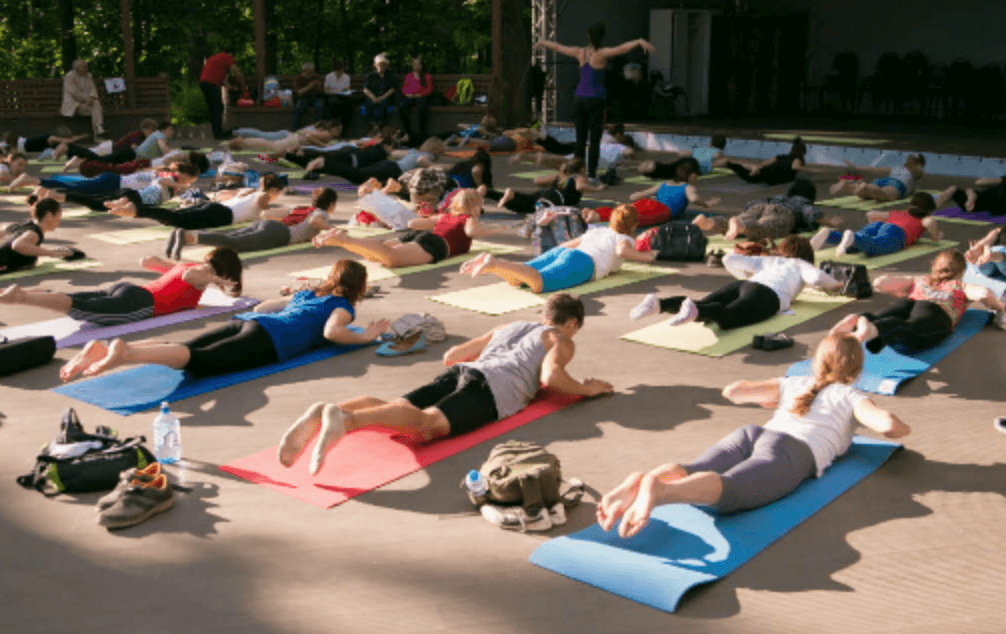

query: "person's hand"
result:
(363, 319), (391, 340)
(312, 230), (336, 248)
(966, 240), (983, 264)
(639, 40), (657, 54)
(53, 246), (75, 257)
(749, 166), (761, 177)
(975, 245), (994, 267)
(536, 210), (557, 226)
(583, 378), (614, 397)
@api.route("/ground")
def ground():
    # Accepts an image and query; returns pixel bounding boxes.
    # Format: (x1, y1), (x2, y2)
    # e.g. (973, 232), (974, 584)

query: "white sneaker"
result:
(993, 310), (1006, 330)
(835, 230), (856, 257)
(548, 502), (567, 526)
(480, 504), (553, 532)
(667, 297), (698, 326)
(810, 227), (831, 251)
(630, 293), (660, 320)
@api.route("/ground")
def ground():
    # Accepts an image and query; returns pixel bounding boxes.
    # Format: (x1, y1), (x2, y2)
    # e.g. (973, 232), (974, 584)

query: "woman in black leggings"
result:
(952, 177), (1006, 215)
(483, 158), (603, 214)
(725, 138), (809, 186)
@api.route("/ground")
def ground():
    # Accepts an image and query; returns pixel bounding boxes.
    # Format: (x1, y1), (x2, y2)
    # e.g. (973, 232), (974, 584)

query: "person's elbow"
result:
(883, 414), (911, 439)
(323, 323), (347, 343)
(139, 255), (158, 269)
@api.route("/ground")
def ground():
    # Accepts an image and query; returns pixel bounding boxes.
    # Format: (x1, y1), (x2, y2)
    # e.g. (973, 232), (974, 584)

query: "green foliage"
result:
(170, 81), (210, 127)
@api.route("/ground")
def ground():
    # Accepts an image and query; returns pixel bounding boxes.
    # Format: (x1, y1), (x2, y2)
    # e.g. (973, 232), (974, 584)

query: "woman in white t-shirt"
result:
(461, 204), (654, 293)
(597, 333), (911, 538)
(630, 235), (841, 329)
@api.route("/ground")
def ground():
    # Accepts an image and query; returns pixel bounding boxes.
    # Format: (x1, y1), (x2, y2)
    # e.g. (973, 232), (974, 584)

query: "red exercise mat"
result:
(220, 388), (582, 508)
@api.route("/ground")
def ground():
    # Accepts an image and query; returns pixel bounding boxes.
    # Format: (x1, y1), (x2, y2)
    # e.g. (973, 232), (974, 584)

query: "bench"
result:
(231, 73), (492, 135)
(0, 76), (171, 139)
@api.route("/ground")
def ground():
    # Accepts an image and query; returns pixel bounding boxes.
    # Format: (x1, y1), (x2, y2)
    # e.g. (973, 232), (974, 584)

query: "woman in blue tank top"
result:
(628, 158), (720, 220)
(536, 24), (655, 180)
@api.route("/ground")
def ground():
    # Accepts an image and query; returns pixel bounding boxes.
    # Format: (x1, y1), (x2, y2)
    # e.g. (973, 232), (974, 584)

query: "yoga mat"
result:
(62, 208), (105, 219)
(786, 308), (992, 395)
(1, 257), (101, 280)
(621, 289), (853, 357)
(39, 166), (66, 174)
(220, 388), (582, 508)
(511, 169), (560, 180)
(289, 240), (521, 283)
(427, 262), (676, 316)
(529, 436), (902, 613)
(289, 182), (358, 194)
(818, 189), (943, 212)
(934, 207), (1006, 225)
(763, 133), (889, 145)
(183, 241), (312, 262)
(52, 326), (376, 415)
(624, 167), (732, 186)
(814, 239), (958, 270)
(0, 289), (258, 349)
(91, 222), (255, 245)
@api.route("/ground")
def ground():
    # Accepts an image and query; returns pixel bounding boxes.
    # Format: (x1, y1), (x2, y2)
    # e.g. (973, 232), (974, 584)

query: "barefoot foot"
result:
(830, 313), (860, 336)
(459, 252), (490, 276)
(60, 339), (109, 382)
(469, 253), (496, 278)
(966, 189), (978, 213)
(81, 338), (129, 378)
(499, 188), (515, 208)
(278, 402), (325, 467)
(597, 472), (644, 532)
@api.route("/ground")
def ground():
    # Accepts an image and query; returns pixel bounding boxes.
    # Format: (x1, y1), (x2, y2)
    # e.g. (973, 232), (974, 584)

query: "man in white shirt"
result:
(60, 59), (105, 138)
(324, 59), (354, 138)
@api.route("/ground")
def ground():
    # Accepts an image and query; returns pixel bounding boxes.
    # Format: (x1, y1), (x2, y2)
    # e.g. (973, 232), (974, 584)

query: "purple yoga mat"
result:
(934, 207), (1006, 224)
(290, 182), (357, 194)
(0, 296), (259, 349)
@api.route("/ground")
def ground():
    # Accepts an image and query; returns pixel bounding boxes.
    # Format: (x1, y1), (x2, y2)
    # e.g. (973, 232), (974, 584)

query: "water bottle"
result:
(152, 402), (182, 464)
(464, 469), (489, 504)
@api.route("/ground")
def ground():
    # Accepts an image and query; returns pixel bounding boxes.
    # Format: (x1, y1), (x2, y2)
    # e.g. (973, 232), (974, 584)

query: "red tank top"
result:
(885, 210), (924, 247)
(142, 263), (204, 316)
(279, 206), (313, 227)
(433, 214), (471, 256)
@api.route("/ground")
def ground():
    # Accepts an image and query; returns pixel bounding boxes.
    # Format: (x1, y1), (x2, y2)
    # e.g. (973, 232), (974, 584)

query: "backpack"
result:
(465, 440), (563, 513)
(646, 221), (708, 261)
(819, 260), (873, 299)
(0, 335), (56, 377)
(526, 202), (588, 254)
(453, 78), (474, 105)
(387, 313), (446, 343)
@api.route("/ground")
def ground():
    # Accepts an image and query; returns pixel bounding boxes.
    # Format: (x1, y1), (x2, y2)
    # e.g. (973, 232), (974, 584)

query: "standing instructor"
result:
(200, 49), (245, 140)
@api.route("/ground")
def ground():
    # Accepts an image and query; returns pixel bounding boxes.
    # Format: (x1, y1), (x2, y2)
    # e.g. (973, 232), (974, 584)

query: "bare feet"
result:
(63, 156), (82, 172)
(357, 178), (382, 196)
(278, 402), (325, 467)
(309, 405), (348, 475)
(106, 202), (138, 218)
(618, 476), (656, 538)
(829, 180), (847, 197)
(383, 178), (402, 194)
(830, 313), (860, 336)
(469, 253), (496, 278)
(691, 214), (715, 232)
(60, 339), (109, 382)
(965, 188), (978, 213)
(81, 338), (129, 377)
(36, 187), (65, 203)
(810, 227), (831, 251)
(498, 188), (515, 208)
(459, 252), (490, 276)
(724, 216), (743, 241)
(305, 157), (324, 173)
(53, 142), (68, 160)
(596, 472), (644, 532)
(0, 284), (24, 304)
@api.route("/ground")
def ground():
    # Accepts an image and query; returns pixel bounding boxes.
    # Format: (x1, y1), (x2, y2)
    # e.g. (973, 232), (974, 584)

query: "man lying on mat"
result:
(278, 293), (613, 475)
(597, 333), (910, 539)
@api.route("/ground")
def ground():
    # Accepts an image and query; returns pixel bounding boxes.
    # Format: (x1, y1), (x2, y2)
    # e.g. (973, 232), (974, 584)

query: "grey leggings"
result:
(683, 425), (816, 513)
(194, 219), (291, 253)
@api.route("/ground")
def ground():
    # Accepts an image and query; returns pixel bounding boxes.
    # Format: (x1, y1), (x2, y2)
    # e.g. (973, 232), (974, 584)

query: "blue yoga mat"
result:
(53, 327), (374, 416)
(786, 309), (992, 395)
(529, 436), (901, 613)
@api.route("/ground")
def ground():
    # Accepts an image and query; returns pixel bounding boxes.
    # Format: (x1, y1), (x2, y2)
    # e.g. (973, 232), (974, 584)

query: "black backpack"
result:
(0, 335), (56, 377)
(819, 260), (873, 299)
(650, 221), (708, 261)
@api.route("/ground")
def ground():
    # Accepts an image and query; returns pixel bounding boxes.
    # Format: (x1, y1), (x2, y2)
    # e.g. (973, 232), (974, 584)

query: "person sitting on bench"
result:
(276, 293), (614, 475)
(596, 333), (910, 538)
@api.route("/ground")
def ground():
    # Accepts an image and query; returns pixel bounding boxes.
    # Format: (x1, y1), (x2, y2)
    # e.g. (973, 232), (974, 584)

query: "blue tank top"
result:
(692, 147), (718, 174)
(655, 183), (689, 218)
(574, 63), (606, 99)
(234, 291), (354, 361)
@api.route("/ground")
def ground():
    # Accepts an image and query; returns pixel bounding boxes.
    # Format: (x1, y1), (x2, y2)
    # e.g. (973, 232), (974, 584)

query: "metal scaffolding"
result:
(531, 0), (557, 126)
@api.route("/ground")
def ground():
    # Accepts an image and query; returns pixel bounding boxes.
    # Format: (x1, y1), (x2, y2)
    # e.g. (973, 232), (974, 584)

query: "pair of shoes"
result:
(752, 332), (794, 351)
(706, 249), (726, 267)
(630, 293), (660, 320)
(667, 298), (698, 327)
(97, 470), (174, 530)
(480, 503), (564, 532)
(376, 333), (426, 357)
(96, 462), (161, 512)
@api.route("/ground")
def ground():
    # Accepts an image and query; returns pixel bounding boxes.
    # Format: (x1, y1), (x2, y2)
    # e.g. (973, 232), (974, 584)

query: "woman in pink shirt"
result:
(400, 57), (433, 144)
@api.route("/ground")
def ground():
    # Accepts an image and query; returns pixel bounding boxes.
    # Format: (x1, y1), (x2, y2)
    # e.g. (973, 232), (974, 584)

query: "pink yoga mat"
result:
(220, 388), (582, 508)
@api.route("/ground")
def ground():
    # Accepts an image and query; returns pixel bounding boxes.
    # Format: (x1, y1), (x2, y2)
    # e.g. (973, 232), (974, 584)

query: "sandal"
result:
(752, 332), (794, 351)
(376, 333), (426, 357)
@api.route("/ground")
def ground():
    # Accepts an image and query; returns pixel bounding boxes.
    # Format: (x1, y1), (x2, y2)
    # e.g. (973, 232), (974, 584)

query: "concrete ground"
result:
(2, 131), (1005, 634)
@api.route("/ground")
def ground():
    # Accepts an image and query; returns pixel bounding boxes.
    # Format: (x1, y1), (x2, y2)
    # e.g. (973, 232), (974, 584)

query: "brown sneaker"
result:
(95, 462), (161, 512)
(98, 474), (174, 530)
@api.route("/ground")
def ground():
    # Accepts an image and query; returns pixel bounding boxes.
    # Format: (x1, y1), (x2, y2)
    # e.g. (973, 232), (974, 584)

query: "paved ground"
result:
(2, 131), (1005, 634)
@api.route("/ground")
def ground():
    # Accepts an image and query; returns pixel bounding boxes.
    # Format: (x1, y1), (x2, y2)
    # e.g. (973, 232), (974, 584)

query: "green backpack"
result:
(454, 78), (474, 105)
(466, 440), (563, 513)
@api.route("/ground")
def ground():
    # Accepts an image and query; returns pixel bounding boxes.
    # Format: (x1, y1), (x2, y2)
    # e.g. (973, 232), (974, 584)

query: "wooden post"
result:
(253, 0), (267, 103)
(491, 0), (503, 123)
(120, 0), (135, 108)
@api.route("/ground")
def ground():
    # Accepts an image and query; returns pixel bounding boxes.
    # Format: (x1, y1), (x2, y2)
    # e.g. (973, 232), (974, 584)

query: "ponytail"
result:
(789, 334), (863, 417)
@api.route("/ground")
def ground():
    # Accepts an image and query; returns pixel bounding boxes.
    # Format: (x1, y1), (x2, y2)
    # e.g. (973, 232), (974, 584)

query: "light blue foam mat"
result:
(786, 309), (992, 395)
(528, 436), (901, 613)
(53, 326), (374, 415)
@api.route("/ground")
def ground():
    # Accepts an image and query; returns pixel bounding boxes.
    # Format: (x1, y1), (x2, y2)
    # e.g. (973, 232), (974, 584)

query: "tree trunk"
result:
(498, 0), (531, 126)
(339, 0), (350, 71)
(265, 0), (278, 74)
(58, 0), (77, 73)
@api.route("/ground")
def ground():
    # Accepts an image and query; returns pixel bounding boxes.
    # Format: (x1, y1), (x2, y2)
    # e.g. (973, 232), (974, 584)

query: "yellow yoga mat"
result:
(763, 133), (889, 145)
(1, 257), (101, 280)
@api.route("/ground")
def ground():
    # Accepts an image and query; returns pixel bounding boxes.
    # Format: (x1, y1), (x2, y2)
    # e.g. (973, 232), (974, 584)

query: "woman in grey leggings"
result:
(596, 333), (911, 538)
(167, 187), (337, 259)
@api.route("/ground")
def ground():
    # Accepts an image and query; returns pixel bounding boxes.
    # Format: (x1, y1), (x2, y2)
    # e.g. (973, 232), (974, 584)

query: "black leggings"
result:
(284, 144), (386, 170)
(645, 158), (690, 181)
(726, 161), (794, 186)
(311, 159), (402, 183)
(65, 144), (137, 164)
(136, 201), (233, 229)
(862, 299), (954, 354)
(183, 319), (278, 378)
(63, 188), (142, 211)
(660, 280), (781, 330)
(483, 187), (564, 214)
(952, 181), (1006, 215)
(540, 135), (575, 156)
(573, 97), (605, 178)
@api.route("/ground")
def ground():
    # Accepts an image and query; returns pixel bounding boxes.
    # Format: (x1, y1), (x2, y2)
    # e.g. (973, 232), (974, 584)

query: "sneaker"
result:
(548, 502), (567, 526)
(630, 293), (660, 320)
(835, 230), (856, 258)
(586, 177), (602, 188)
(98, 473), (174, 530)
(96, 463), (162, 512)
(993, 310), (1006, 330)
(810, 227), (831, 251)
(480, 504), (553, 532)
(667, 297), (698, 326)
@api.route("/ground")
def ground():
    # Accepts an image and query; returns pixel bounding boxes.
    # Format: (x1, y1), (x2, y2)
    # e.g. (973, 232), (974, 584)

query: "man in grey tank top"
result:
(278, 293), (614, 475)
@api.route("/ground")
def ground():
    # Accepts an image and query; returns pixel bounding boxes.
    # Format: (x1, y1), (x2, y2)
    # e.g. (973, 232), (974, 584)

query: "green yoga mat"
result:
(1, 257), (101, 280)
(91, 222), (256, 245)
(181, 224), (399, 262)
(39, 166), (66, 174)
(763, 133), (889, 145)
(621, 288), (853, 357)
(933, 217), (990, 226)
(819, 189), (943, 212)
(427, 261), (676, 315)
(62, 208), (105, 219)
(815, 239), (958, 269)
(289, 241), (522, 283)
(511, 169), (559, 180)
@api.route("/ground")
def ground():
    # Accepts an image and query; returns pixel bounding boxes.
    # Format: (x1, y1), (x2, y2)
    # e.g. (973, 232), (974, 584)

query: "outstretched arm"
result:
(600, 39), (657, 58)
(843, 159), (891, 175)
(685, 184), (720, 209)
(872, 274), (914, 297)
(535, 40), (582, 59)
(323, 308), (389, 344)
(443, 328), (497, 365)
(722, 379), (782, 409)
(140, 255), (174, 273)
(854, 398), (911, 438)
(615, 238), (656, 263)
(540, 332), (613, 397)
(629, 183), (661, 201)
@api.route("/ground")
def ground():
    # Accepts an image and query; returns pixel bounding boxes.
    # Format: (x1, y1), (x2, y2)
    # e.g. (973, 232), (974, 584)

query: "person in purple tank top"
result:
(536, 24), (655, 180)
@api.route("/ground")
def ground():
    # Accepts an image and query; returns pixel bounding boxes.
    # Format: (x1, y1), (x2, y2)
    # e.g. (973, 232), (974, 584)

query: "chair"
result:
(649, 70), (689, 118)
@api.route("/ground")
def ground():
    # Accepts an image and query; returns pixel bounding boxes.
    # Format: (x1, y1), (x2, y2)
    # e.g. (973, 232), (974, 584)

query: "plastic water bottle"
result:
(152, 402), (182, 464)
(465, 469), (488, 503)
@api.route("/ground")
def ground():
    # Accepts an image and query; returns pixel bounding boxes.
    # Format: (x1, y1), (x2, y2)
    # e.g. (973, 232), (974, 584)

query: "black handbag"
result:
(652, 221), (708, 261)
(820, 260), (873, 299)
(16, 408), (156, 496)
(0, 335), (56, 377)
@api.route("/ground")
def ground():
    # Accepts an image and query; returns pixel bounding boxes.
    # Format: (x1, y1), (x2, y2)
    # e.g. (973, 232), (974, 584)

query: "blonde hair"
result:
(790, 334), (863, 417)
(609, 204), (638, 236)
(450, 188), (482, 217)
(927, 249), (966, 286)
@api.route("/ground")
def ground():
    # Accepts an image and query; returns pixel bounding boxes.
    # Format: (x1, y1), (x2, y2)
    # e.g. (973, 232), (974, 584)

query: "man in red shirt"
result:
(199, 50), (245, 140)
